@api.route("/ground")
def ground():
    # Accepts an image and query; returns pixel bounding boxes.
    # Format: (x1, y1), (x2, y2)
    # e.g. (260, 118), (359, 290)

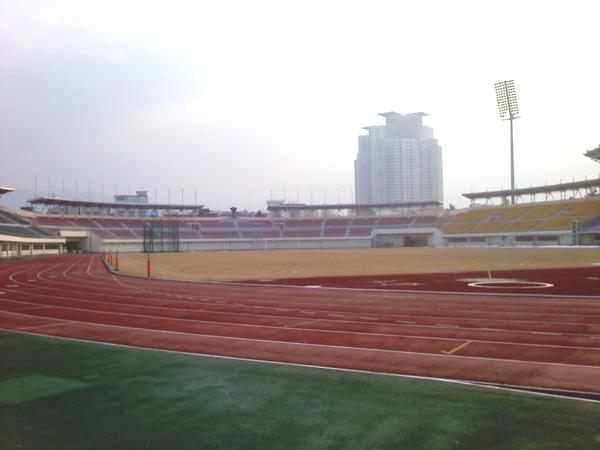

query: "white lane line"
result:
(26, 263), (600, 326)
(2, 309), (600, 370)
(5, 280), (600, 341)
(18, 322), (72, 331)
(4, 328), (600, 403)
(4, 303), (600, 352)
(8, 285), (600, 345)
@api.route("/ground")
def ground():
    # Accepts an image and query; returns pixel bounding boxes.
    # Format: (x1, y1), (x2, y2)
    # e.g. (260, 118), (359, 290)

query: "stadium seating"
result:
(323, 227), (348, 237)
(0, 224), (52, 238)
(559, 199), (600, 216)
(583, 214), (600, 231)
(0, 208), (29, 225)
(520, 203), (565, 220)
(530, 216), (591, 232)
(440, 223), (474, 234)
(501, 220), (542, 232)
(25, 197), (600, 246)
(470, 221), (507, 233)
(444, 198), (600, 236)
(324, 218), (352, 226)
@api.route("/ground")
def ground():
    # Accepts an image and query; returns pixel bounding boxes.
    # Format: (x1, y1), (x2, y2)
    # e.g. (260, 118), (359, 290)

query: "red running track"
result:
(242, 266), (600, 296)
(1, 255), (600, 397)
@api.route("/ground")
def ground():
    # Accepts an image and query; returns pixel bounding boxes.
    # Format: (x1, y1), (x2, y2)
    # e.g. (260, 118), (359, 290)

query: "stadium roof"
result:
(0, 186), (15, 196)
(28, 197), (205, 210)
(463, 178), (600, 201)
(584, 145), (600, 163)
(267, 201), (441, 211)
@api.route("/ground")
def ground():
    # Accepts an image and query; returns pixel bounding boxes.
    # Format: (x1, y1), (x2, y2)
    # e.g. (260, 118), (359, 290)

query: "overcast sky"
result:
(1, 0), (599, 211)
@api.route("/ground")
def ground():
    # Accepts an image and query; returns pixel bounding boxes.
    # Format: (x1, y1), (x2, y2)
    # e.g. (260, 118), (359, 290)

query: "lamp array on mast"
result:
(494, 80), (520, 204)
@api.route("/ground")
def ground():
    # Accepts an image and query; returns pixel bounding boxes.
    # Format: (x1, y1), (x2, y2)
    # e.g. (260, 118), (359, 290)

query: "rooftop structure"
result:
(266, 201), (441, 218)
(0, 186), (15, 197)
(27, 196), (209, 217)
(584, 145), (600, 164)
(463, 178), (600, 205)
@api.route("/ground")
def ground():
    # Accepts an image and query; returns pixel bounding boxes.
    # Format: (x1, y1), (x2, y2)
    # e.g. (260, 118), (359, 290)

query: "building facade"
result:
(354, 112), (443, 205)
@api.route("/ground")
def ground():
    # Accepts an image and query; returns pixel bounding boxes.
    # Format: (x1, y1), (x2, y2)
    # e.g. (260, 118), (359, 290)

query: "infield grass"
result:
(118, 247), (600, 282)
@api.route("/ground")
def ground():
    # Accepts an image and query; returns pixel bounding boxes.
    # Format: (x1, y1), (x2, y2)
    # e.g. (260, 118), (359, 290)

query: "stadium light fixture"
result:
(494, 80), (520, 205)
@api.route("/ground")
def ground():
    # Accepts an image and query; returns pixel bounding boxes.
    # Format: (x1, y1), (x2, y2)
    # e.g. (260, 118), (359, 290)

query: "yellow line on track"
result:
(442, 340), (472, 355)
(285, 319), (320, 329)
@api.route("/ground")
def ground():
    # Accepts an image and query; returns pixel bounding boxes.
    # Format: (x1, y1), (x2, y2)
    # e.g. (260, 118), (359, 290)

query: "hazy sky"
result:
(1, 0), (599, 211)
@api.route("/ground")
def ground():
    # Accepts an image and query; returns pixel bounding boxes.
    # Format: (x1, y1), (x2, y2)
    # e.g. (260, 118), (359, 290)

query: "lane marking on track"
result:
(285, 319), (320, 329)
(5, 297), (600, 351)
(442, 340), (473, 355)
(468, 280), (554, 289)
(3, 309), (600, 369)
(17, 322), (72, 332)
(6, 327), (600, 403)
(6, 277), (600, 338)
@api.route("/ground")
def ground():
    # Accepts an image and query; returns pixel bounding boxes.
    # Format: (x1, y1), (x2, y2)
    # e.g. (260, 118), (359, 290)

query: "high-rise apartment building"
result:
(354, 112), (443, 204)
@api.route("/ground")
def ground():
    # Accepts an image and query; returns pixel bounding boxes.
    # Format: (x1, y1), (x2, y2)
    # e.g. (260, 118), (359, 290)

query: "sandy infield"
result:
(117, 247), (600, 282)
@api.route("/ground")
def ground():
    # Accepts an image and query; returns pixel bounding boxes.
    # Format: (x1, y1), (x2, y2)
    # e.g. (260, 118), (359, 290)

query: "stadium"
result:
(2, 145), (600, 448)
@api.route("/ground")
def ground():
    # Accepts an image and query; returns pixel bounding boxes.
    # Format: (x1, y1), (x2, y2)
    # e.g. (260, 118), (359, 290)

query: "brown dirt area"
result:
(117, 247), (600, 282)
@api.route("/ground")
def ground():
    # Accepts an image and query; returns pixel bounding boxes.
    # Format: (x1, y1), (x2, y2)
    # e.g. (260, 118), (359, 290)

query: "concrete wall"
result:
(101, 237), (373, 253)
(444, 232), (572, 247)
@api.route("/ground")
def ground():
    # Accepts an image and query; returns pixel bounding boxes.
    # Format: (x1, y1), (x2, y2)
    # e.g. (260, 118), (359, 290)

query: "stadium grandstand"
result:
(2, 178), (596, 254)
(0, 187), (65, 258)
(22, 197), (446, 252)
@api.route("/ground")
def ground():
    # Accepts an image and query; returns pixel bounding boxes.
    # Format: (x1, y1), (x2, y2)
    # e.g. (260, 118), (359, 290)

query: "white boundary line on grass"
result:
(1, 327), (599, 404)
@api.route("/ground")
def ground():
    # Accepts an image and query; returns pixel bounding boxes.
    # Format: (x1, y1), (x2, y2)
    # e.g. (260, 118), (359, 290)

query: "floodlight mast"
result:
(495, 80), (520, 205)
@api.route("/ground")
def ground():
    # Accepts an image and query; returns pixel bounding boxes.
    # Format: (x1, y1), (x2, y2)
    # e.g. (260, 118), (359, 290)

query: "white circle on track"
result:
(468, 280), (554, 289)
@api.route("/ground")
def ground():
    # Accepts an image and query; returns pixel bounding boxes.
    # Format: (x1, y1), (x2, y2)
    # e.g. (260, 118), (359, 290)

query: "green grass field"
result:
(1, 331), (600, 450)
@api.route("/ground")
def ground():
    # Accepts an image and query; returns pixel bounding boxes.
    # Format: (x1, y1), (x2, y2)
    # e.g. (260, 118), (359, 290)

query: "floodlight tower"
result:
(495, 80), (520, 205)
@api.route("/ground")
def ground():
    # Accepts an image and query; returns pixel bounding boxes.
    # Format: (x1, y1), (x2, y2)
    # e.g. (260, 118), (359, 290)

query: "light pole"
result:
(495, 80), (520, 205)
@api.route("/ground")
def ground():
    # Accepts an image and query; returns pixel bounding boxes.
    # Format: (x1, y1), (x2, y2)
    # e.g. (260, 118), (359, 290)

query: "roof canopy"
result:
(463, 178), (600, 201)
(267, 201), (441, 211)
(28, 196), (205, 210)
(0, 186), (15, 195)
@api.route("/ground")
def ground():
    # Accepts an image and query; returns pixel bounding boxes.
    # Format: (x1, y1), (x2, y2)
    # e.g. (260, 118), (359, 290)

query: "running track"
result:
(1, 255), (600, 398)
